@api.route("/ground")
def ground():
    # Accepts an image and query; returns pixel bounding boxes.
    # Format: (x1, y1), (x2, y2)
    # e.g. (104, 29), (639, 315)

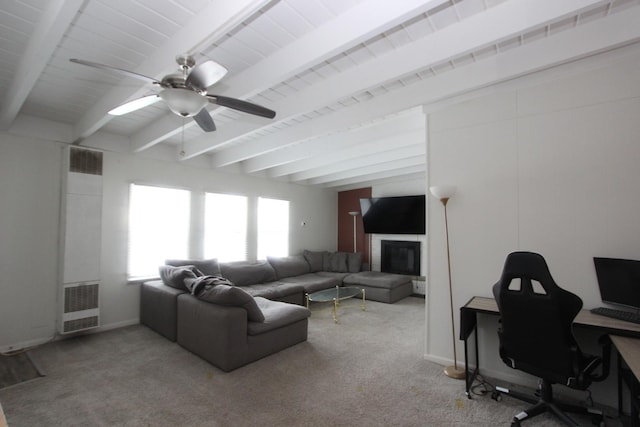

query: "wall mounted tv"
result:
(359, 195), (425, 235)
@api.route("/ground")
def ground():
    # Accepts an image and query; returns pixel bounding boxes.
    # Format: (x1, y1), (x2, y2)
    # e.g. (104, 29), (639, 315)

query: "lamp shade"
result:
(429, 185), (457, 200)
(348, 211), (359, 216)
(159, 88), (208, 117)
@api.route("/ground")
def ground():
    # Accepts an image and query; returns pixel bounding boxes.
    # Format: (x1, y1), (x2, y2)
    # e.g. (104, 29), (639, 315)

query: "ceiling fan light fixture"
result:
(108, 94), (160, 116)
(160, 88), (208, 117)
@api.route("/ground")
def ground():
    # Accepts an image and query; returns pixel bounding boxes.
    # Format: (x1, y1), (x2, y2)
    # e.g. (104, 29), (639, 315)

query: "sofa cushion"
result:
(347, 252), (363, 273)
(158, 265), (201, 290)
(267, 255), (311, 279)
(241, 281), (304, 301)
(343, 271), (412, 289)
(280, 273), (341, 293)
(165, 258), (221, 276)
(303, 250), (327, 272)
(323, 251), (348, 272)
(219, 260), (277, 286)
(247, 297), (310, 336)
(188, 278), (265, 322)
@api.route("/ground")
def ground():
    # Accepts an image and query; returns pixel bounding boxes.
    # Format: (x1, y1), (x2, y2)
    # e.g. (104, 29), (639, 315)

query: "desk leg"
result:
(617, 351), (640, 427)
(618, 352), (623, 419)
(462, 311), (480, 399)
(631, 365), (640, 427)
(633, 377), (640, 427)
(464, 329), (471, 398)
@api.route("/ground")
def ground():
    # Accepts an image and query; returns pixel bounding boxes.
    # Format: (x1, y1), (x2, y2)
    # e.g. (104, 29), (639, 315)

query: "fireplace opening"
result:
(381, 240), (420, 276)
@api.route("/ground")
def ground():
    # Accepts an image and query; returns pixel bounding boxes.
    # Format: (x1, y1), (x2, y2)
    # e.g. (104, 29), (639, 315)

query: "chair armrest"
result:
(590, 334), (612, 382)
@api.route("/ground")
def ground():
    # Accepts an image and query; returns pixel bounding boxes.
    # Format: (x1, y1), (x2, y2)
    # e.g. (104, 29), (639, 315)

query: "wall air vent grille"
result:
(64, 283), (99, 313)
(63, 316), (99, 333)
(60, 282), (100, 334)
(69, 147), (103, 175)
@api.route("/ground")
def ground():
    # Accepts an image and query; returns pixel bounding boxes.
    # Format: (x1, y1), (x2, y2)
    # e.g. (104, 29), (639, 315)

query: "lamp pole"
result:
(430, 185), (464, 380)
(348, 211), (359, 253)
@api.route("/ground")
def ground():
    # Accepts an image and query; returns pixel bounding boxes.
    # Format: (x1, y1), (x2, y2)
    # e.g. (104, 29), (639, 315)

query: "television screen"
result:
(593, 257), (640, 310)
(360, 195), (425, 235)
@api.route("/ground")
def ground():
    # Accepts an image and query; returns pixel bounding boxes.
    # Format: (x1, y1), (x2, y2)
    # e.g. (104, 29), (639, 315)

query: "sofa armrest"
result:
(176, 295), (249, 372)
(140, 280), (186, 341)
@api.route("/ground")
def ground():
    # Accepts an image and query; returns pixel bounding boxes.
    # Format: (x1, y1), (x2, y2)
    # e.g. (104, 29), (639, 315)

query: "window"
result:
(257, 197), (289, 259)
(204, 193), (248, 262)
(127, 184), (190, 279)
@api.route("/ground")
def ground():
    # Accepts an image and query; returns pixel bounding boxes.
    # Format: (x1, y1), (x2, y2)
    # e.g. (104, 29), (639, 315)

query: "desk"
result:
(460, 296), (640, 399)
(611, 335), (640, 426)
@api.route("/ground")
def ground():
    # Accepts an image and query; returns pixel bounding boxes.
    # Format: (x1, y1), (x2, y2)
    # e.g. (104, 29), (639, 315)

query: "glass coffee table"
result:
(305, 286), (365, 323)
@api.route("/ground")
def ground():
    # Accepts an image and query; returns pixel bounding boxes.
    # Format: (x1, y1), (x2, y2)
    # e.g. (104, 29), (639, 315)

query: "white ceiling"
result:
(2, 0), (640, 190)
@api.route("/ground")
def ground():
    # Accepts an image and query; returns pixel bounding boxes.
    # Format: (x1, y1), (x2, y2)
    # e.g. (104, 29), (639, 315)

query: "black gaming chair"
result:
(492, 252), (611, 426)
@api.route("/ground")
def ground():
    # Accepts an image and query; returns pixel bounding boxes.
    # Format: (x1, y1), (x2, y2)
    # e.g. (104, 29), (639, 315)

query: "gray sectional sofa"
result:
(140, 250), (414, 371)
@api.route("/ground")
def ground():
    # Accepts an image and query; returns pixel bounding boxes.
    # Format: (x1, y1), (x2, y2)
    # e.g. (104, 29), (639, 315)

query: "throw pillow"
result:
(347, 252), (363, 273)
(267, 255), (310, 279)
(165, 258), (221, 276)
(303, 250), (326, 272)
(194, 279), (265, 322)
(219, 261), (277, 286)
(158, 265), (201, 290)
(324, 252), (348, 272)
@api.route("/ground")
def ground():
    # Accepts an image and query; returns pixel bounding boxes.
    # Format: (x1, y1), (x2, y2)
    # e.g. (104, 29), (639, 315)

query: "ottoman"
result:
(343, 271), (413, 303)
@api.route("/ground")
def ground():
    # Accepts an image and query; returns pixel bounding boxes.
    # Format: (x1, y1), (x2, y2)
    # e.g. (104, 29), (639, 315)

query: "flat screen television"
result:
(593, 257), (640, 311)
(359, 195), (425, 235)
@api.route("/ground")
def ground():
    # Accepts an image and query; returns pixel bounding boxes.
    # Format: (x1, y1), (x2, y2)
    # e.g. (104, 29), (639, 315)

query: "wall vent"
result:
(60, 282), (100, 334)
(63, 316), (99, 334)
(69, 146), (103, 175)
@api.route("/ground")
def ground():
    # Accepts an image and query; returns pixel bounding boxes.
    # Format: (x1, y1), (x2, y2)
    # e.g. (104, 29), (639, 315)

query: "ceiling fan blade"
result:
(207, 95), (276, 119)
(70, 58), (160, 85)
(192, 108), (216, 132)
(185, 60), (227, 91)
(108, 94), (161, 116)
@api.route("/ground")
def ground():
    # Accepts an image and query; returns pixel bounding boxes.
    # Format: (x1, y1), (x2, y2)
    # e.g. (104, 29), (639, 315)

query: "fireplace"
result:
(381, 240), (420, 276)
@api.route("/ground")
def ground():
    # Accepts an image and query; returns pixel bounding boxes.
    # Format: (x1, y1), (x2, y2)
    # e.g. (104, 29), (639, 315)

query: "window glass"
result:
(205, 193), (248, 262)
(257, 197), (289, 259)
(128, 184), (190, 279)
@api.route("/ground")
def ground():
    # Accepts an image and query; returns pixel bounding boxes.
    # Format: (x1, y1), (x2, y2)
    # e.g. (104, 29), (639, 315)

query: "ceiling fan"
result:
(69, 55), (276, 132)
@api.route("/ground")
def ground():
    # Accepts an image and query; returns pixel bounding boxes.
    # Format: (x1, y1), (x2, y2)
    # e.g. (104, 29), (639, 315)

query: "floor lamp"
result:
(348, 211), (359, 253)
(429, 185), (465, 380)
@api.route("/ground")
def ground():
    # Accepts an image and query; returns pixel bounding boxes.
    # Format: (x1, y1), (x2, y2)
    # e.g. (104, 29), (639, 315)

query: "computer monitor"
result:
(593, 257), (640, 311)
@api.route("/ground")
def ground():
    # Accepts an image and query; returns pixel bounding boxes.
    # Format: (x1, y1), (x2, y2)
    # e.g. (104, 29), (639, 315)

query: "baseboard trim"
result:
(0, 319), (141, 354)
(95, 318), (140, 333)
(0, 336), (55, 355)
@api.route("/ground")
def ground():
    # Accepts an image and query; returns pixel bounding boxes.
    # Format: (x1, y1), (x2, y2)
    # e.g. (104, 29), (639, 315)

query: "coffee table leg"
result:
(305, 293), (310, 309)
(333, 298), (338, 323)
(361, 289), (366, 311)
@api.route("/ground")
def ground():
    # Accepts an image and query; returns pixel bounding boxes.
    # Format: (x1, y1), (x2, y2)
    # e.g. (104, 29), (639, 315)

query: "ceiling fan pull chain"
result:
(180, 116), (185, 157)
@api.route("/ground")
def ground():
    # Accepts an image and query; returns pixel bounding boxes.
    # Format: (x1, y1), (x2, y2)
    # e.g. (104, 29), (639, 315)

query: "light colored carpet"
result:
(0, 297), (621, 426)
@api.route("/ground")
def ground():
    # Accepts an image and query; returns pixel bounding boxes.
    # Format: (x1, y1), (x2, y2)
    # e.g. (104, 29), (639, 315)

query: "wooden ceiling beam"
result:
(135, 0), (449, 154)
(0, 0), (83, 131)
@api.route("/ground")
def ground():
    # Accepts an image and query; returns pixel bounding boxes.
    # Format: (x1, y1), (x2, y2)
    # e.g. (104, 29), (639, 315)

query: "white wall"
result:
(0, 135), (62, 351)
(0, 133), (337, 351)
(425, 52), (640, 405)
